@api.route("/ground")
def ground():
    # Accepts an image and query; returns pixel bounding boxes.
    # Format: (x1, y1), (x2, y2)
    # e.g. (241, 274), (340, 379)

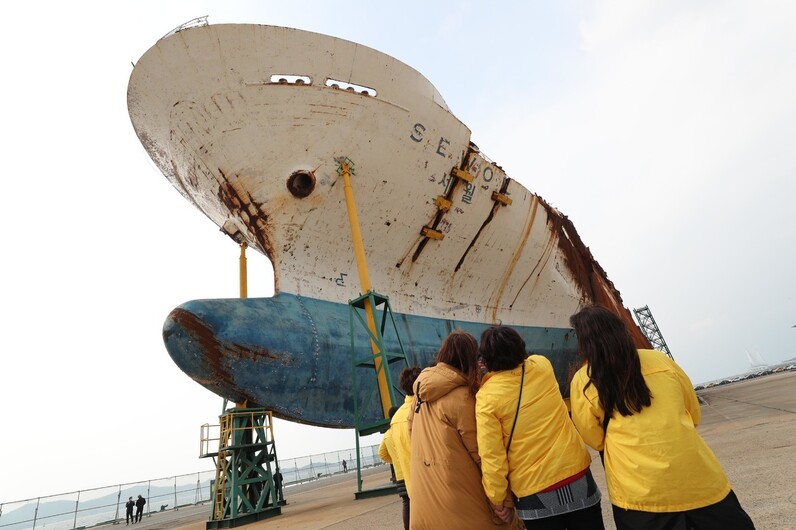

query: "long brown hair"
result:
(569, 305), (652, 418)
(436, 330), (481, 395)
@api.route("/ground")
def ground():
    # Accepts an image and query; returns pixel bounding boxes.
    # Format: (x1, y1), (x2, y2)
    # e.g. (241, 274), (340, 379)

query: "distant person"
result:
(135, 495), (146, 523)
(569, 305), (756, 530)
(409, 330), (515, 528)
(476, 325), (604, 529)
(273, 470), (284, 504)
(342, 459), (347, 473)
(390, 366), (422, 530)
(125, 497), (135, 525)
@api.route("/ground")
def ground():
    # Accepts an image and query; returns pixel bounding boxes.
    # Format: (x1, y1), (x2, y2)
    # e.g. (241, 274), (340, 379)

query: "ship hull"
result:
(128, 22), (648, 426)
(164, 294), (576, 427)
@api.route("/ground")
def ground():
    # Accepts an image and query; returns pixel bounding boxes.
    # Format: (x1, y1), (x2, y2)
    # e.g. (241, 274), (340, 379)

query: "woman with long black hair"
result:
(569, 305), (755, 530)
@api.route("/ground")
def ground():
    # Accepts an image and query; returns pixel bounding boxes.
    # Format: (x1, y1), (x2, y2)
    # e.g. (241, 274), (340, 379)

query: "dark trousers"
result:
(399, 494), (410, 530)
(126, 511), (134, 524)
(612, 490), (756, 530)
(135, 508), (143, 523)
(524, 503), (605, 530)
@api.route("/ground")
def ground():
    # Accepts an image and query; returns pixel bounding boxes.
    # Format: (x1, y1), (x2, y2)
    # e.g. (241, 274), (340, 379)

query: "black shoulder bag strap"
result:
(506, 362), (526, 455)
(504, 362), (526, 503)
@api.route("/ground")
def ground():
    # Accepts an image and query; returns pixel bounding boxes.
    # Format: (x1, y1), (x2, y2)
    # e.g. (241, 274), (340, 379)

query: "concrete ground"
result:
(141, 371), (795, 529)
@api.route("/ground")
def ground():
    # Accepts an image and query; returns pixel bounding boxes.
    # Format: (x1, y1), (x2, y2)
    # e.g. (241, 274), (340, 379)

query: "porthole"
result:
(287, 170), (316, 198)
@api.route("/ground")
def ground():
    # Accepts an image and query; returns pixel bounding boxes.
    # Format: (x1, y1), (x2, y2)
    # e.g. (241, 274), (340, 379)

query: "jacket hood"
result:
(414, 363), (468, 402)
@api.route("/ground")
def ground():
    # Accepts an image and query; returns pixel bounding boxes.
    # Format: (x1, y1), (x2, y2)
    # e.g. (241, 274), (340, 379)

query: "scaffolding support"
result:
(633, 305), (674, 359)
(336, 156), (407, 498)
(338, 157), (394, 418)
(201, 408), (283, 528)
(349, 290), (409, 498)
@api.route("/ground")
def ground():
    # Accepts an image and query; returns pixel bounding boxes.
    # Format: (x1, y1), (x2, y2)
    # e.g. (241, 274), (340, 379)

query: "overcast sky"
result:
(1, 0), (794, 502)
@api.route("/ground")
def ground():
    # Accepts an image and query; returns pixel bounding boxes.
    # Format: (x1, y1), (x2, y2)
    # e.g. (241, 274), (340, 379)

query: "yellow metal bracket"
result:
(411, 156), (477, 261)
(421, 226), (445, 240)
(491, 191), (513, 206)
(451, 167), (474, 183)
(435, 195), (452, 211)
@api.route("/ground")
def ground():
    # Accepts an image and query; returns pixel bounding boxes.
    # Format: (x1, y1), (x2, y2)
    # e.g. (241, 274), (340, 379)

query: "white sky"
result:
(1, 0), (794, 502)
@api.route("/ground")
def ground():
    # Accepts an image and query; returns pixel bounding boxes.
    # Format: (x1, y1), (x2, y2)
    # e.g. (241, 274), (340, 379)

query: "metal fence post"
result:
(31, 498), (40, 530)
(114, 486), (121, 524)
(73, 490), (81, 530)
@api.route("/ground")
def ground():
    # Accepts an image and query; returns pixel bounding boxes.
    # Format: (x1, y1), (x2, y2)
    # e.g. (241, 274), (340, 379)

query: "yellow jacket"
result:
(378, 428), (403, 481)
(390, 395), (413, 494)
(476, 356), (592, 505)
(570, 349), (731, 512)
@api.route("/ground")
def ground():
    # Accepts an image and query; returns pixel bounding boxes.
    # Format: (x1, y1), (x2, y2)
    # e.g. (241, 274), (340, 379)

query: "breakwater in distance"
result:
(694, 360), (796, 390)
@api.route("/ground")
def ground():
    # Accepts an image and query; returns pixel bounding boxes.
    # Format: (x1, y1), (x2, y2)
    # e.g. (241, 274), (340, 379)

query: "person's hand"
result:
(491, 503), (514, 523)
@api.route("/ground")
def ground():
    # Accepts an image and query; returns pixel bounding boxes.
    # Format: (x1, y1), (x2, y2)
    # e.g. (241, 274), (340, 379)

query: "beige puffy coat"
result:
(408, 363), (505, 529)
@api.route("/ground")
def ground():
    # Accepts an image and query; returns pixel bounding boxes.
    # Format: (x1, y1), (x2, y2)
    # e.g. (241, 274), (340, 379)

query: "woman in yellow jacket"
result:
(379, 406), (402, 476)
(390, 366), (422, 530)
(476, 325), (604, 529)
(569, 305), (755, 530)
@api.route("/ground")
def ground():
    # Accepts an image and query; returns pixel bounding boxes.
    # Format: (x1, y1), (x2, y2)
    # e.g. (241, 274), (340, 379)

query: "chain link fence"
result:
(0, 444), (383, 530)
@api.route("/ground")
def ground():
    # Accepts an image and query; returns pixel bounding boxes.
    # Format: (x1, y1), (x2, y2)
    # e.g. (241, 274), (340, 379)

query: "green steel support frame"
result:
(204, 409), (283, 528)
(349, 291), (408, 496)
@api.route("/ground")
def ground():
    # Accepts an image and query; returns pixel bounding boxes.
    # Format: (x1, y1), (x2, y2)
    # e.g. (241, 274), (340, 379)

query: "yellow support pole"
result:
(239, 242), (248, 298)
(237, 242), (248, 409)
(339, 160), (392, 418)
